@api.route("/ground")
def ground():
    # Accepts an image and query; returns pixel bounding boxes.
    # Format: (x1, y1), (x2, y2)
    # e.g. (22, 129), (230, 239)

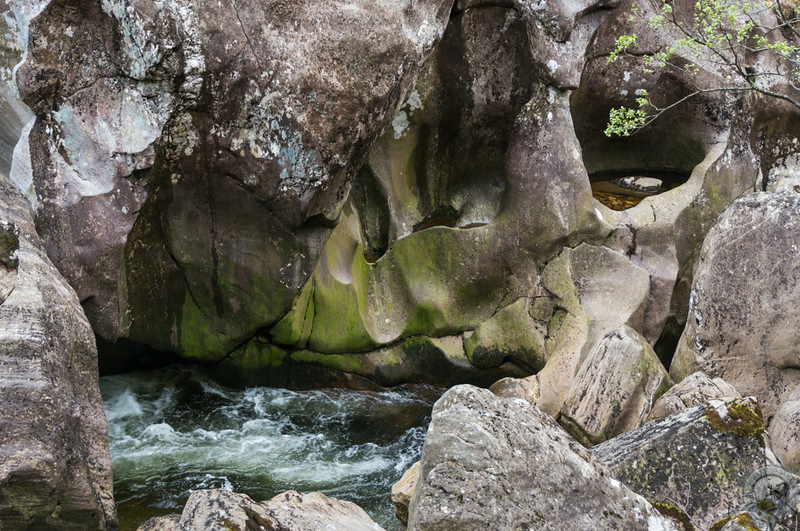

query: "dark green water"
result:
(100, 366), (438, 530)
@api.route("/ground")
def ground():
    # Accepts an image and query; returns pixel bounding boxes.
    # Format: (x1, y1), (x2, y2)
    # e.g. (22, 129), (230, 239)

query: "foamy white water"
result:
(100, 365), (437, 531)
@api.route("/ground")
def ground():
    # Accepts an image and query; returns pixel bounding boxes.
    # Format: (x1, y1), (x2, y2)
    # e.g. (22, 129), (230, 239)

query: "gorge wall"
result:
(3, 0), (800, 527)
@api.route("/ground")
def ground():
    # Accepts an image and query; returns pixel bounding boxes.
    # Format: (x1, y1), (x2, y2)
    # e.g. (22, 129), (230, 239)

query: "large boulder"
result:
(0, 0), (789, 393)
(0, 169), (115, 528)
(592, 398), (770, 530)
(407, 385), (681, 530)
(559, 325), (672, 446)
(138, 489), (384, 531)
(671, 190), (800, 417)
(13, 0), (453, 360)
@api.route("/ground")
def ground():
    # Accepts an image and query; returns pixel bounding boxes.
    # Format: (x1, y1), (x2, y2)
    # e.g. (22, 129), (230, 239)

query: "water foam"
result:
(101, 366), (437, 531)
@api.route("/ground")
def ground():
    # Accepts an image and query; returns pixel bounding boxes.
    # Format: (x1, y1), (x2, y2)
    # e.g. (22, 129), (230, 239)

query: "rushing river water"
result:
(100, 365), (438, 531)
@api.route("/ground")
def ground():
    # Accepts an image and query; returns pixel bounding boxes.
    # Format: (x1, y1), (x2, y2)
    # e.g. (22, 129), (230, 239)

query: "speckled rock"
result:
(559, 325), (672, 446)
(672, 191), (800, 417)
(592, 398), (770, 530)
(648, 371), (741, 422)
(0, 170), (115, 528)
(138, 488), (385, 531)
(407, 385), (680, 531)
(770, 386), (800, 475)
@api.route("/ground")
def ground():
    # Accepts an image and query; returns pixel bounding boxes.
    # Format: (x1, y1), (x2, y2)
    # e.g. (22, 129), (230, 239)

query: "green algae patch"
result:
(269, 278), (315, 348)
(290, 350), (365, 374)
(704, 399), (765, 440)
(649, 501), (696, 531)
(708, 512), (760, 531)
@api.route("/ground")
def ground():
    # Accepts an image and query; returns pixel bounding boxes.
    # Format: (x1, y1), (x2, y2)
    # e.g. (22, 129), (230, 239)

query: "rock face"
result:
(138, 489), (385, 531)
(592, 398), (769, 530)
(1, 0), (784, 390)
(671, 191), (800, 417)
(0, 170), (115, 528)
(407, 385), (680, 530)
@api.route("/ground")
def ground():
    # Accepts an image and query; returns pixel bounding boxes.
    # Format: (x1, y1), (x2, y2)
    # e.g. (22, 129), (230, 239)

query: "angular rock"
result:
(648, 371), (741, 422)
(137, 515), (180, 531)
(141, 488), (384, 531)
(672, 191), (800, 417)
(559, 325), (672, 446)
(0, 171), (115, 528)
(592, 398), (769, 530)
(407, 385), (680, 531)
(392, 461), (420, 527)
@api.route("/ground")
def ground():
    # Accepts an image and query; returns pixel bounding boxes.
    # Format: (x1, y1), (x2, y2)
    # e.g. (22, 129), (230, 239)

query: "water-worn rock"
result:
(559, 325), (672, 446)
(672, 191), (800, 417)
(489, 374), (541, 404)
(0, 170), (115, 528)
(407, 384), (680, 530)
(648, 371), (741, 422)
(138, 488), (384, 531)
(771, 386), (800, 474)
(592, 398), (769, 530)
(391, 461), (419, 527)
(13, 0), (453, 360)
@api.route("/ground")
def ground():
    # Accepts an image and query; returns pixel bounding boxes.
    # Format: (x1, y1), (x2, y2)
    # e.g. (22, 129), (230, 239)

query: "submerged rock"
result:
(138, 488), (384, 531)
(592, 398), (769, 530)
(407, 385), (680, 530)
(0, 170), (115, 528)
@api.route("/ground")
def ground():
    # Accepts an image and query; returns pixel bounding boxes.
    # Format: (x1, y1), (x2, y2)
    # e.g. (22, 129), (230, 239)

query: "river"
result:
(100, 365), (438, 530)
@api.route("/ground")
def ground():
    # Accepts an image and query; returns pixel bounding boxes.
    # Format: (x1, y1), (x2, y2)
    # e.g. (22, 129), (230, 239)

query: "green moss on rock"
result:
(649, 501), (696, 531)
(708, 512), (760, 531)
(704, 399), (765, 440)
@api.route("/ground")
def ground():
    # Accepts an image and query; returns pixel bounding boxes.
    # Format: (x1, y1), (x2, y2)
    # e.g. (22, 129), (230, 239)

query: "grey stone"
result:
(592, 398), (769, 530)
(559, 325), (672, 446)
(407, 385), (680, 531)
(770, 386), (800, 475)
(0, 170), (115, 528)
(672, 191), (800, 417)
(143, 488), (385, 531)
(648, 371), (741, 422)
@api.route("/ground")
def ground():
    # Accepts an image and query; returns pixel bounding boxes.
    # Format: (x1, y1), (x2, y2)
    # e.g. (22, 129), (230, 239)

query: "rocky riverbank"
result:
(1, 0), (800, 529)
